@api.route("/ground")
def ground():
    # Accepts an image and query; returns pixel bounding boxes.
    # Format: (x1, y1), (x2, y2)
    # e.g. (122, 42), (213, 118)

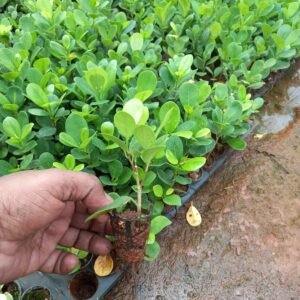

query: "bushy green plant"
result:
(0, 0), (299, 260)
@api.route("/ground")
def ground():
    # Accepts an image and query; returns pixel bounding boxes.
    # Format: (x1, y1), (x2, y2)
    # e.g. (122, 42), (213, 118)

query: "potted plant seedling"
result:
(0, 282), (21, 300)
(87, 97), (207, 264)
(87, 98), (162, 263)
(0, 285), (13, 300)
(21, 287), (52, 300)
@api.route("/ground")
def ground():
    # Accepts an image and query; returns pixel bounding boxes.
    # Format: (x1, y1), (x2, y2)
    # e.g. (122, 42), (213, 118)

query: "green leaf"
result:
(145, 241), (160, 261)
(153, 184), (164, 197)
(210, 21), (222, 39)
(178, 82), (200, 112)
(114, 111), (136, 139)
(2, 117), (22, 138)
(166, 136), (183, 159)
(59, 133), (79, 148)
(65, 113), (88, 144)
(130, 32), (143, 51)
(252, 98), (264, 110)
(85, 67), (109, 98)
(163, 194), (181, 206)
(109, 160), (123, 178)
(26, 83), (48, 108)
(102, 134), (127, 152)
(286, 2), (299, 18)
(101, 122), (114, 138)
(123, 99), (149, 125)
(180, 157), (206, 172)
(150, 215), (172, 235)
(33, 57), (50, 74)
(37, 127), (56, 138)
(147, 232), (156, 244)
(224, 102), (243, 123)
(50, 41), (67, 57)
(39, 152), (55, 169)
(198, 80), (211, 102)
(175, 175), (192, 185)
(0, 48), (16, 71)
(141, 146), (164, 164)
(64, 154), (76, 170)
(195, 128), (211, 138)
(166, 149), (178, 165)
(159, 102), (180, 133)
(143, 171), (157, 186)
(20, 153), (33, 169)
(86, 196), (132, 221)
(37, 0), (53, 19)
(134, 125), (156, 149)
(135, 70), (157, 101)
(73, 164), (85, 171)
(173, 131), (193, 139)
(227, 138), (247, 151)
(0, 160), (13, 175)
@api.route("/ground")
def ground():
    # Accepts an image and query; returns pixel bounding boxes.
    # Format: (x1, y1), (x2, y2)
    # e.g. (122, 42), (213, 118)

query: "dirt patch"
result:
(105, 64), (300, 300)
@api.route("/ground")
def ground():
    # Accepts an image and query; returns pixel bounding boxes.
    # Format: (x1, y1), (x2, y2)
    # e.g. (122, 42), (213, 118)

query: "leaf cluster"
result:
(0, 0), (299, 260)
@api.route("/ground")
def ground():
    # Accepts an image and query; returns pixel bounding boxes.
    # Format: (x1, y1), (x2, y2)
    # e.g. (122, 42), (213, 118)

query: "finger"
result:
(58, 227), (111, 255)
(39, 250), (79, 274)
(32, 169), (111, 212)
(75, 201), (87, 214)
(61, 171), (112, 212)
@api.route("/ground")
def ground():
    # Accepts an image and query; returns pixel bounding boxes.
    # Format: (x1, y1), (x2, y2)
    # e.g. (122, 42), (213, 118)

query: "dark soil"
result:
(111, 211), (150, 263)
(22, 287), (51, 300)
(2, 282), (21, 299)
(69, 271), (98, 300)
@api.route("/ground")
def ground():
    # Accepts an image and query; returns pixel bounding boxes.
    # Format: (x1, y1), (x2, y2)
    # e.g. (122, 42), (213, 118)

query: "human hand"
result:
(0, 169), (112, 283)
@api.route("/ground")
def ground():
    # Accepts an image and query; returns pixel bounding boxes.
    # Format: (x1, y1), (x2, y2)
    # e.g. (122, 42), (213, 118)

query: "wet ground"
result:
(105, 61), (300, 300)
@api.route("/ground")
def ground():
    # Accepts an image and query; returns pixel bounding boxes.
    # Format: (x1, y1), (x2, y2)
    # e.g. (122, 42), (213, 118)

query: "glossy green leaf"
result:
(224, 102), (243, 123)
(166, 149), (178, 165)
(180, 157), (206, 172)
(26, 83), (48, 108)
(159, 101), (180, 133)
(227, 138), (247, 151)
(86, 196), (132, 221)
(39, 152), (55, 169)
(130, 32), (143, 51)
(178, 82), (199, 111)
(134, 125), (156, 149)
(135, 70), (157, 101)
(123, 99), (149, 125)
(59, 133), (79, 148)
(66, 113), (88, 144)
(145, 241), (160, 261)
(153, 184), (164, 197)
(2, 117), (21, 138)
(114, 111), (136, 139)
(150, 215), (172, 235)
(163, 194), (181, 206)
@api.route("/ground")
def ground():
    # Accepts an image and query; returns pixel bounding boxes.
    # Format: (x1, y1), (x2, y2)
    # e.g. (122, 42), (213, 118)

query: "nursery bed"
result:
(11, 62), (294, 300)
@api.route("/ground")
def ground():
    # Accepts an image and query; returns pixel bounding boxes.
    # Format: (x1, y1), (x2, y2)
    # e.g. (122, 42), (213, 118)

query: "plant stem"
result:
(133, 163), (142, 219)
